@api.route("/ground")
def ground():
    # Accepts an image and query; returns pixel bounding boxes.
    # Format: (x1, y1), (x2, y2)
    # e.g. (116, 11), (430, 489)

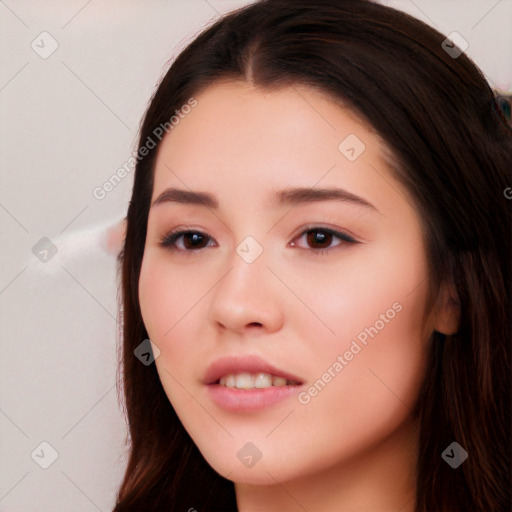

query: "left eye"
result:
(159, 227), (358, 253)
(291, 227), (357, 252)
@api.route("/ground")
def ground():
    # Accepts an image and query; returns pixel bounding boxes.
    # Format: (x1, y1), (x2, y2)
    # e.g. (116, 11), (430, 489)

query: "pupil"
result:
(307, 230), (331, 248)
(185, 232), (205, 249)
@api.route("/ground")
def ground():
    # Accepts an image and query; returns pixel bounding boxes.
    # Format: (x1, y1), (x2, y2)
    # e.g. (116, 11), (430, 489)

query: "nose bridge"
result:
(221, 228), (271, 290)
(208, 234), (283, 332)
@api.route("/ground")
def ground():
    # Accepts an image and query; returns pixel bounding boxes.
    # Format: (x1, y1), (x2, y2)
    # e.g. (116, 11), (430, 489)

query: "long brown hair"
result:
(113, 1), (512, 510)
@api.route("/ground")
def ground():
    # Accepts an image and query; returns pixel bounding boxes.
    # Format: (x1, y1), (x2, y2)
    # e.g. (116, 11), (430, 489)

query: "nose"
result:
(207, 247), (284, 335)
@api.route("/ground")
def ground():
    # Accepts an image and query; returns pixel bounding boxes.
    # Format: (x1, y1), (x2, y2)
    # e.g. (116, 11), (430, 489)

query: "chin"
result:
(203, 446), (314, 486)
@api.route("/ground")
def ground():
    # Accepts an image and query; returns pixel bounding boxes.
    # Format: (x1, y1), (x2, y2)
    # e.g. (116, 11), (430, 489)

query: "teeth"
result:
(255, 373), (272, 388)
(235, 373), (254, 389)
(225, 374), (236, 388)
(272, 376), (287, 387)
(218, 372), (295, 389)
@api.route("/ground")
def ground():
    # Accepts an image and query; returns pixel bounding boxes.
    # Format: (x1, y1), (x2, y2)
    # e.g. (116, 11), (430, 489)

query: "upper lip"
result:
(203, 355), (304, 385)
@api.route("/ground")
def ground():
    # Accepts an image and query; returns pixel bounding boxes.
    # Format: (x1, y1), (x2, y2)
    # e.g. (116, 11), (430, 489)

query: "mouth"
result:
(203, 355), (304, 411)
(203, 354), (304, 387)
(216, 372), (301, 389)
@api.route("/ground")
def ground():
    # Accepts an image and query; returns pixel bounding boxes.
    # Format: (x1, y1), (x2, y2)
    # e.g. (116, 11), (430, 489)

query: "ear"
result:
(433, 281), (460, 335)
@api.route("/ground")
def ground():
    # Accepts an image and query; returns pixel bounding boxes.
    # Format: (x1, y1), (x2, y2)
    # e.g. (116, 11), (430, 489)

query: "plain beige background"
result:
(0, 1), (510, 510)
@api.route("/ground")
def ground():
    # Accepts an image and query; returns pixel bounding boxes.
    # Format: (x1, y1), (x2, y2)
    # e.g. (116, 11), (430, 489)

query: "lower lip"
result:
(206, 383), (303, 412)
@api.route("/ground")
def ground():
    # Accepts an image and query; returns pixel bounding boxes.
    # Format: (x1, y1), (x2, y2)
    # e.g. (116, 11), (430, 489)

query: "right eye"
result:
(159, 229), (216, 252)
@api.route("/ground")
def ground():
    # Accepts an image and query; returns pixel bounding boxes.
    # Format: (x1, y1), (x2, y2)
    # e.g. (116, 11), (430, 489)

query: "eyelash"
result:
(158, 225), (359, 256)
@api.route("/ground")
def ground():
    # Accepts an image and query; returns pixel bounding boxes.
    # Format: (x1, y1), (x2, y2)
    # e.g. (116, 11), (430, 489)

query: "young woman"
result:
(113, 1), (512, 510)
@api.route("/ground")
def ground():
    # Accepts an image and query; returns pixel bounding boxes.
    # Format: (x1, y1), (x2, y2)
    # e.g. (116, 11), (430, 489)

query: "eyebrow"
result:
(151, 186), (378, 212)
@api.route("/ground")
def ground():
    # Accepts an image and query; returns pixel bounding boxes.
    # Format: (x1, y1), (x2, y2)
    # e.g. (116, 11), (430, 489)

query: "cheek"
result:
(281, 234), (429, 359)
(139, 252), (202, 338)
(138, 252), (213, 398)
(298, 297), (429, 410)
(286, 240), (430, 451)
(138, 253), (203, 406)
(139, 257), (168, 339)
(290, 312), (427, 473)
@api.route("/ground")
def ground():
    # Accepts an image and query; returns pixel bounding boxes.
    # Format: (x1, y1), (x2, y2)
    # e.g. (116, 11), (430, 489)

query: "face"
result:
(138, 81), (436, 485)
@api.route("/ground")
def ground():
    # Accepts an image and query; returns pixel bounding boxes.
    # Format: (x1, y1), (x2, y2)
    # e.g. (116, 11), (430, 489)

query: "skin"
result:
(138, 81), (458, 511)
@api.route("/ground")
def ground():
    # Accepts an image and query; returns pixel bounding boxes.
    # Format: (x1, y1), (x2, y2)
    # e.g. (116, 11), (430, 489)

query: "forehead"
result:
(151, 80), (408, 216)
